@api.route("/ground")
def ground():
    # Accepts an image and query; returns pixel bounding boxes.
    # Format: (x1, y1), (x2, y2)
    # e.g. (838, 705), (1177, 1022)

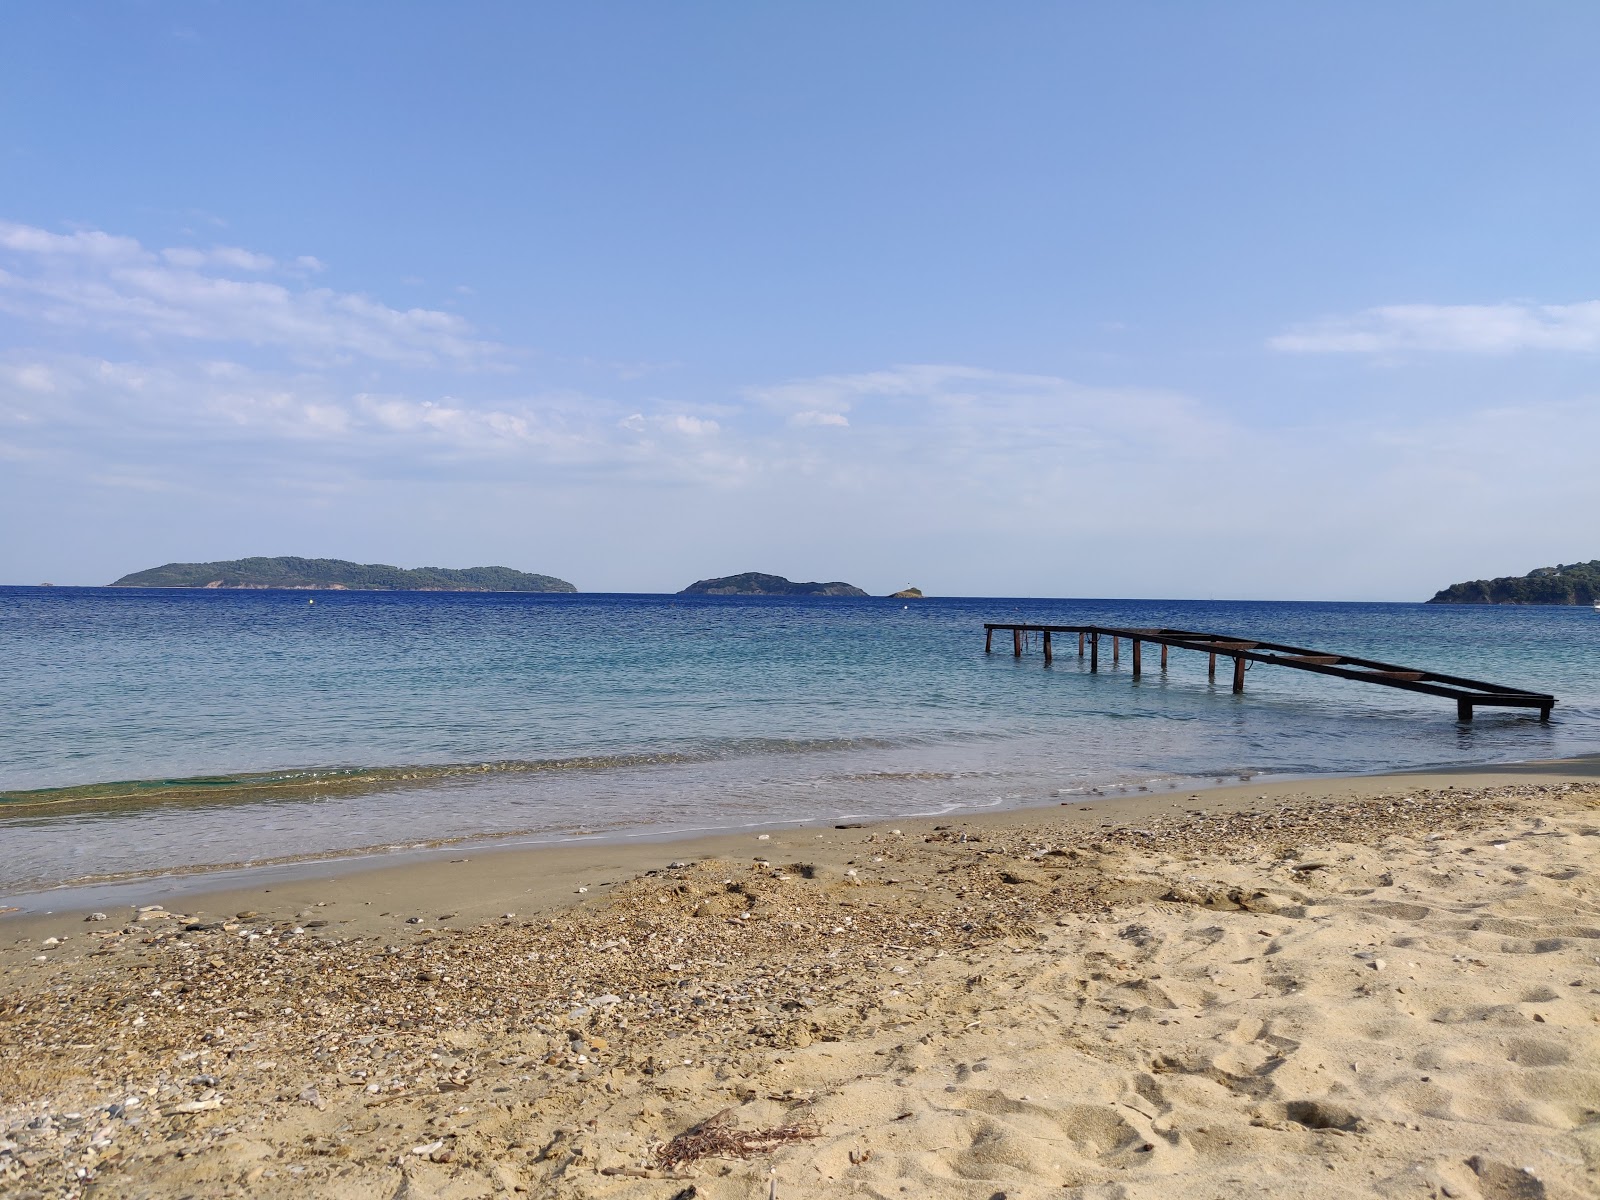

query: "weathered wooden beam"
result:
(1043, 631), (1053, 665)
(1132, 638), (1142, 678)
(979, 623), (1556, 720)
(1457, 698), (1473, 723)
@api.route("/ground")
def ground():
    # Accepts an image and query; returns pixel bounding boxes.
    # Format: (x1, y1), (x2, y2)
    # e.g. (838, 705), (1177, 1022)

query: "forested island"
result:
(110, 557), (577, 592)
(678, 572), (868, 597)
(1428, 560), (1600, 605)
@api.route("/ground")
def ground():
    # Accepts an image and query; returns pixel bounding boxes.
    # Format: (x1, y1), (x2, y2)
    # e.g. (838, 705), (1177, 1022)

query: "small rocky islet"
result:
(678, 573), (926, 598)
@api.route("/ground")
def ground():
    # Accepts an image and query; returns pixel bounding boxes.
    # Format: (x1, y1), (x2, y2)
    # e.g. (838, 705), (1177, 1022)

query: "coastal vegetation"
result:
(678, 572), (868, 597)
(889, 586), (925, 599)
(1427, 559), (1600, 605)
(110, 556), (577, 592)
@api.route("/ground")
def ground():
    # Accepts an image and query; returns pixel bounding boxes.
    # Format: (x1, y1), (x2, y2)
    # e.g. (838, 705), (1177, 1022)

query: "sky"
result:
(3, 2), (1599, 599)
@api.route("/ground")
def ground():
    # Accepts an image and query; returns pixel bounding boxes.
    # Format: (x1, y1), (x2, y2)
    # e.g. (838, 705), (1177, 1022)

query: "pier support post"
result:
(1013, 628), (1023, 658)
(1209, 652), (1217, 681)
(1043, 631), (1053, 665)
(1132, 639), (1142, 678)
(1232, 656), (1245, 694)
(1457, 699), (1473, 723)
(985, 628), (993, 654)
(1078, 631), (1085, 657)
(1540, 703), (1553, 723)
(1090, 634), (1099, 673)
(1160, 643), (1168, 671)
(1113, 637), (1120, 664)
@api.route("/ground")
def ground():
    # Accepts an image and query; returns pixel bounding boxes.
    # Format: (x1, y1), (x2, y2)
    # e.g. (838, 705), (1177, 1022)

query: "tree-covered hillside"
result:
(1427, 560), (1600, 605)
(110, 557), (577, 592)
(678, 572), (868, 597)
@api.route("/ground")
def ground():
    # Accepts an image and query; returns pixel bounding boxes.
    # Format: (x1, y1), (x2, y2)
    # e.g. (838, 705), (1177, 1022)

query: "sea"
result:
(3, 587), (1598, 903)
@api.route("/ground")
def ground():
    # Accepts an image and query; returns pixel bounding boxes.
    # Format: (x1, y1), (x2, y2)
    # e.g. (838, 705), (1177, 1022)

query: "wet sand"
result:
(2, 758), (1598, 1198)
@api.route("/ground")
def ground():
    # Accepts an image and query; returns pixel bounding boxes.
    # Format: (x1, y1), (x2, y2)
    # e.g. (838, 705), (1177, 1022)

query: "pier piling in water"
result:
(982, 623), (1556, 724)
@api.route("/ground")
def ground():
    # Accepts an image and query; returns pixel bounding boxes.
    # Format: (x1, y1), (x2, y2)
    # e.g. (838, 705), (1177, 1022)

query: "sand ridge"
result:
(1, 777), (1597, 1198)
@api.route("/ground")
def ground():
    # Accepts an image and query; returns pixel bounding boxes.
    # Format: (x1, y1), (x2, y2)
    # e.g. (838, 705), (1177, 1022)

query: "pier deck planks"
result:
(983, 624), (1556, 723)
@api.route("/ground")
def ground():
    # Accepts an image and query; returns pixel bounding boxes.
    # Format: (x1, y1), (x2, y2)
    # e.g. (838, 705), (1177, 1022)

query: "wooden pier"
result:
(983, 624), (1555, 723)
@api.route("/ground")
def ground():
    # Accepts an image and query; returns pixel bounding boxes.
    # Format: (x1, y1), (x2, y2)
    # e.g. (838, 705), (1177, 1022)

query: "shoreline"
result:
(6, 754), (1598, 940)
(2, 758), (1596, 1197)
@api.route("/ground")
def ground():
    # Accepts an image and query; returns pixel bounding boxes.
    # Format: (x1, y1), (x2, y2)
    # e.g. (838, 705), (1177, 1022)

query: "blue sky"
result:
(3, 2), (1598, 597)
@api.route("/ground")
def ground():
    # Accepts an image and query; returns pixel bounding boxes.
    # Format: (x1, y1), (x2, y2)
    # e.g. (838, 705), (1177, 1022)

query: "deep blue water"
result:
(2, 587), (1597, 894)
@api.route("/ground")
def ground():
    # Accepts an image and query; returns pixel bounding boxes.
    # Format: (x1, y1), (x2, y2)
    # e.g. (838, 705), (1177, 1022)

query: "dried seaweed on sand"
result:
(655, 1108), (820, 1168)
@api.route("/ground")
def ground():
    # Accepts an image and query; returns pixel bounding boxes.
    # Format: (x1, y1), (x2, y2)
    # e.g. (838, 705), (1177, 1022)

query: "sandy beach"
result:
(3, 760), (1598, 1199)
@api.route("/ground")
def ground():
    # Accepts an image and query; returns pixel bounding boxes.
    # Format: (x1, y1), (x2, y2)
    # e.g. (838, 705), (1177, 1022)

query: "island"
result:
(110, 556), (577, 592)
(1427, 560), (1600, 605)
(678, 572), (868, 597)
(889, 586), (925, 599)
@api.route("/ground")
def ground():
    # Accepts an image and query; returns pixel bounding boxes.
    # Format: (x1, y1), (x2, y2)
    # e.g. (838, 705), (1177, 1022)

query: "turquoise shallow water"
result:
(3, 587), (1597, 895)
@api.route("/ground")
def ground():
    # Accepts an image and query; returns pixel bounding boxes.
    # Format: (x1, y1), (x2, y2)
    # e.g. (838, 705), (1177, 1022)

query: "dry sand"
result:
(2, 761), (1598, 1199)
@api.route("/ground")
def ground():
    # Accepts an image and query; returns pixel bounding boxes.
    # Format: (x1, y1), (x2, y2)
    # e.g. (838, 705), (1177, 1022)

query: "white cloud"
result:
(619, 412), (721, 437)
(6, 334), (1598, 598)
(1271, 301), (1600, 354)
(0, 218), (497, 366)
(666, 414), (719, 435)
(0, 352), (750, 489)
(161, 245), (277, 271)
(754, 364), (1227, 462)
(0, 222), (145, 261)
(790, 410), (849, 427)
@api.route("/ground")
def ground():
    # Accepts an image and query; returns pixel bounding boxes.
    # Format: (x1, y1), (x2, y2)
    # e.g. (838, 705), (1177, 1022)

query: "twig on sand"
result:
(655, 1108), (819, 1168)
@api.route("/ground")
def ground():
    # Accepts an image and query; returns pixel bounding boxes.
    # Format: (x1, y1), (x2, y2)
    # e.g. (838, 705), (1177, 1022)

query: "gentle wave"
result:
(0, 735), (914, 812)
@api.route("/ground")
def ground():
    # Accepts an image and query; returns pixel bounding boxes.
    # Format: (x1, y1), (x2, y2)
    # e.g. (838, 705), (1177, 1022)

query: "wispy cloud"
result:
(0, 351), (751, 490)
(0, 219), (499, 366)
(789, 410), (849, 427)
(1271, 301), (1600, 354)
(160, 245), (276, 271)
(752, 364), (1227, 459)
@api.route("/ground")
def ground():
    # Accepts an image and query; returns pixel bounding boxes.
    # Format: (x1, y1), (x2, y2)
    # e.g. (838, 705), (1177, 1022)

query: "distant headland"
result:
(110, 556), (577, 593)
(1427, 559), (1600, 605)
(678, 572), (869, 597)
